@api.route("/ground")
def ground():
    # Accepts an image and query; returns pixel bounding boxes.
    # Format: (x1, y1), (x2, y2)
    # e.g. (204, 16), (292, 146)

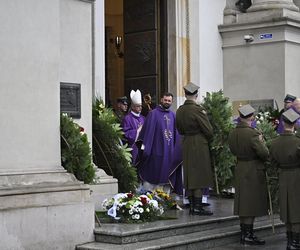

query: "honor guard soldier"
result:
(277, 94), (297, 134)
(270, 109), (300, 250)
(114, 96), (128, 123)
(176, 82), (213, 216)
(228, 104), (269, 245)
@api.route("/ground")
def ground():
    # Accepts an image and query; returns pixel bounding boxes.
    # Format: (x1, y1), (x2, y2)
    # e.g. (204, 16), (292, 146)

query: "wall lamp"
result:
(244, 34), (254, 43)
(114, 35), (124, 58)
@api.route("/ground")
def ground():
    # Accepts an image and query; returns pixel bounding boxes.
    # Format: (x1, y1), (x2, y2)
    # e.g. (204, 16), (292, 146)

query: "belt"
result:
(237, 157), (258, 161)
(279, 163), (300, 170)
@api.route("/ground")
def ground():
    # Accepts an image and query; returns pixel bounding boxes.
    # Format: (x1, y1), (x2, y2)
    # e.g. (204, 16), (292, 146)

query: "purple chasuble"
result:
(138, 106), (183, 195)
(277, 107), (300, 134)
(122, 112), (145, 165)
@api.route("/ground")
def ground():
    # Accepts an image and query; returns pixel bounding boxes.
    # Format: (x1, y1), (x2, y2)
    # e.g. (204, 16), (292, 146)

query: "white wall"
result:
(198, 0), (225, 99)
(60, 0), (93, 143)
(0, 0), (61, 172)
(94, 0), (106, 100)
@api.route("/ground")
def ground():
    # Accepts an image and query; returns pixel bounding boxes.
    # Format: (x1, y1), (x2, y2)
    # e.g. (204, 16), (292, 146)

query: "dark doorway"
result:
(104, 0), (168, 109)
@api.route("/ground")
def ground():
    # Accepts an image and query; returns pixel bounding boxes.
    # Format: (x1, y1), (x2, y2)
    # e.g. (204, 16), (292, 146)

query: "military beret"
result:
(284, 94), (296, 103)
(117, 96), (128, 105)
(183, 82), (199, 95)
(238, 104), (255, 118)
(282, 108), (300, 124)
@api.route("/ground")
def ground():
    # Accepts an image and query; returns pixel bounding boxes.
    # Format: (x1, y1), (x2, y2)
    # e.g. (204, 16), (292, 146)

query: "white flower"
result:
(256, 120), (261, 125)
(102, 199), (108, 209)
(129, 209), (133, 215)
(149, 200), (158, 208)
(120, 202), (127, 207)
(159, 207), (164, 215)
(132, 215), (135, 219)
(146, 208), (150, 212)
(139, 207), (144, 213)
(260, 116), (264, 121)
(135, 214), (140, 220)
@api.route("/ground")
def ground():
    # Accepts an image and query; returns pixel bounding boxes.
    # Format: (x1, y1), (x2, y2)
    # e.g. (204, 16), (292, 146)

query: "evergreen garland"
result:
(256, 111), (279, 212)
(60, 114), (95, 184)
(92, 98), (138, 192)
(202, 90), (236, 193)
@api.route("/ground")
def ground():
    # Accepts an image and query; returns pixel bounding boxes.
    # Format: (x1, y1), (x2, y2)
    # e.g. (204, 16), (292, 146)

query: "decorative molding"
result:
(77, 0), (95, 3)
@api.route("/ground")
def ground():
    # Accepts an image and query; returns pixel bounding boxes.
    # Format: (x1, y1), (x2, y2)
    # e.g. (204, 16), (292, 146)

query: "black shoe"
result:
(243, 234), (265, 245)
(288, 232), (300, 250)
(241, 224), (265, 245)
(193, 207), (213, 216)
(201, 202), (210, 207)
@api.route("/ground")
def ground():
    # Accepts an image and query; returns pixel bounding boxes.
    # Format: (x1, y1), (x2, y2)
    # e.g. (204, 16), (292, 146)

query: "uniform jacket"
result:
(228, 121), (269, 216)
(270, 131), (300, 223)
(176, 100), (214, 189)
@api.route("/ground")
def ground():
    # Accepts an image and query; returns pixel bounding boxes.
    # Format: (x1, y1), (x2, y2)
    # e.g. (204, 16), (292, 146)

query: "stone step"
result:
(93, 214), (240, 244)
(76, 217), (284, 250)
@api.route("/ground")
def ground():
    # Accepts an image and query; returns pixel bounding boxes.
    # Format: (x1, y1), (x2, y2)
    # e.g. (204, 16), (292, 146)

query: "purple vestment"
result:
(234, 117), (257, 128)
(122, 112), (145, 165)
(138, 106), (183, 195)
(277, 107), (300, 134)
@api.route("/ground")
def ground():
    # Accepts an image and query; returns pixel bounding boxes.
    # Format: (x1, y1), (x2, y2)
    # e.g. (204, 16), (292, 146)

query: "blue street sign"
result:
(260, 33), (273, 39)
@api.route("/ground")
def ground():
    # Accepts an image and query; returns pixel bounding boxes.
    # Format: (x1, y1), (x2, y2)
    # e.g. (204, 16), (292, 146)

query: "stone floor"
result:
(212, 233), (286, 249)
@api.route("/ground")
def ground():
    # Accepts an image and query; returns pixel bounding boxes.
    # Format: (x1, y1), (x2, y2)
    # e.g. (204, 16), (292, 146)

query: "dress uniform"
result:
(114, 96), (128, 123)
(176, 82), (213, 216)
(228, 104), (269, 245)
(270, 109), (300, 250)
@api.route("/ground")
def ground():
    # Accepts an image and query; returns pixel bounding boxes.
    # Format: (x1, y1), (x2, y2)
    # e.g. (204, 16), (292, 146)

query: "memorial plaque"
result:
(60, 82), (81, 118)
(249, 99), (274, 113)
(232, 99), (274, 117)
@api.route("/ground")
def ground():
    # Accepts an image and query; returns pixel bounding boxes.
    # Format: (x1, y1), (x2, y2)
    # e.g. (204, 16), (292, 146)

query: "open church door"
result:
(124, 0), (167, 105)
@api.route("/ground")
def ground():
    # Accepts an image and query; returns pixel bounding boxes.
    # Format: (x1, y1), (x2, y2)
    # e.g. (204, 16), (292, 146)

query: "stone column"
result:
(224, 0), (241, 24)
(248, 0), (299, 12)
(175, 0), (190, 107)
(0, 0), (94, 249)
(219, 0), (300, 112)
(294, 0), (300, 9)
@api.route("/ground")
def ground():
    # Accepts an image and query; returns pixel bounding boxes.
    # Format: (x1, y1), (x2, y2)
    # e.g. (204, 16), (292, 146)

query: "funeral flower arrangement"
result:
(152, 189), (177, 209)
(102, 193), (164, 223)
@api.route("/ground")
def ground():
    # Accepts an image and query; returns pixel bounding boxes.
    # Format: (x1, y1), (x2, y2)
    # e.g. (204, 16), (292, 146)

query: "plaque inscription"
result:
(60, 82), (81, 118)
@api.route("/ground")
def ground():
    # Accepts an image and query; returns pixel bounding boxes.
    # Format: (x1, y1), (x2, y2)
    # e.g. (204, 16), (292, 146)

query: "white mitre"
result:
(130, 89), (142, 105)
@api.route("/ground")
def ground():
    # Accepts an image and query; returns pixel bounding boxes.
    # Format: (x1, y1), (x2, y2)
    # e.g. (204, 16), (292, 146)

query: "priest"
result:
(122, 89), (145, 165)
(137, 92), (183, 195)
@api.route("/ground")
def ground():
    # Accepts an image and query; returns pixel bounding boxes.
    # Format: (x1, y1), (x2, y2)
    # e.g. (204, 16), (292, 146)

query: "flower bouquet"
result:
(152, 189), (177, 209)
(102, 193), (164, 223)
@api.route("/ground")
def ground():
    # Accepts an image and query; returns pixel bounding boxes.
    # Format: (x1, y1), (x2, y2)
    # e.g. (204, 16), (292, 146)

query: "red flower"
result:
(127, 193), (133, 198)
(140, 197), (147, 205)
(79, 126), (84, 132)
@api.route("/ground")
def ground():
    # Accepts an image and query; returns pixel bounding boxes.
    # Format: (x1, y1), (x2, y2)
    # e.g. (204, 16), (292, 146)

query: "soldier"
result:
(176, 82), (213, 216)
(114, 96), (128, 123)
(270, 109), (300, 250)
(277, 94), (296, 134)
(228, 104), (269, 245)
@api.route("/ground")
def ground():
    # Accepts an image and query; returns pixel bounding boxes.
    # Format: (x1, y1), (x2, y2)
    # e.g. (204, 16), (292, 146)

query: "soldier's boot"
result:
(287, 231), (293, 250)
(193, 197), (213, 216)
(188, 196), (194, 215)
(242, 224), (265, 245)
(288, 232), (300, 250)
(240, 223), (246, 244)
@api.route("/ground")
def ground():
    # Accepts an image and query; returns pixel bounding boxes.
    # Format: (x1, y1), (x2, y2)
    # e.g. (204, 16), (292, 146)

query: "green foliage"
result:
(256, 111), (279, 212)
(202, 90), (236, 192)
(60, 114), (95, 184)
(92, 98), (138, 192)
